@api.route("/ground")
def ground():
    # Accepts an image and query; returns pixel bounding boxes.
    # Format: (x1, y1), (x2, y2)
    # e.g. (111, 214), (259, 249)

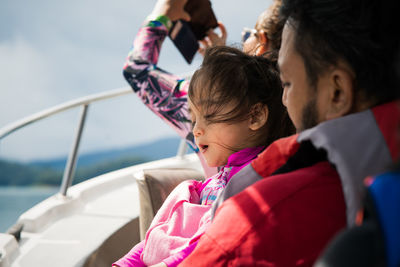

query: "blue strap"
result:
(369, 172), (400, 267)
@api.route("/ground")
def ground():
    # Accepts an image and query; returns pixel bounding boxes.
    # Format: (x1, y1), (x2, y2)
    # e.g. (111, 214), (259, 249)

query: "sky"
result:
(0, 0), (271, 162)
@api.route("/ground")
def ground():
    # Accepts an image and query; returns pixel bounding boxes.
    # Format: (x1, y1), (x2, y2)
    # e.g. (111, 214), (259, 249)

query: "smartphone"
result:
(169, 20), (199, 64)
(168, 0), (218, 64)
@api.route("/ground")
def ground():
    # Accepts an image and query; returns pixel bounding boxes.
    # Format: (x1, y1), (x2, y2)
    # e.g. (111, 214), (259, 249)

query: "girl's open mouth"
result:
(200, 144), (208, 153)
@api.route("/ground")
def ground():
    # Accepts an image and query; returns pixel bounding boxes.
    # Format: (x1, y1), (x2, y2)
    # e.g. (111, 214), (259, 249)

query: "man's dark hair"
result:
(280, 0), (400, 104)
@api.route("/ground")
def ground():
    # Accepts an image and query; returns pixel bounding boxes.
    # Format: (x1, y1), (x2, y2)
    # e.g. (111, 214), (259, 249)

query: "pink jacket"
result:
(143, 180), (211, 266)
(113, 147), (264, 267)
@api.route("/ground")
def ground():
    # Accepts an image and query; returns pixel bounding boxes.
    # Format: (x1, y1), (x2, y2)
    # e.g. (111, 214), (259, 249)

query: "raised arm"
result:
(123, 0), (197, 151)
(123, 0), (220, 176)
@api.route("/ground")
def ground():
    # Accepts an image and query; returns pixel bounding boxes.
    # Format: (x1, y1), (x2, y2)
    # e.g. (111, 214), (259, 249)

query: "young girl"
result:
(113, 46), (294, 267)
(123, 0), (285, 178)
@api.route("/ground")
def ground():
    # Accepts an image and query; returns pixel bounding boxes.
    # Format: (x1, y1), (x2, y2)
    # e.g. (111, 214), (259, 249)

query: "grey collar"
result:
(298, 109), (392, 226)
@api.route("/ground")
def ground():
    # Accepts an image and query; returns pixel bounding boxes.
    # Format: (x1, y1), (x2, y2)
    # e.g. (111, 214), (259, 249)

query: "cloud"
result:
(0, 35), (176, 161)
(0, 36), (55, 124)
(0, 0), (271, 162)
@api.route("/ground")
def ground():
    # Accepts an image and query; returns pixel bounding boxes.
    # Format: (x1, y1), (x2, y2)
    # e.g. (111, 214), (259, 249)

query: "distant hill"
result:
(0, 159), (55, 186)
(0, 136), (186, 186)
(29, 137), (182, 170)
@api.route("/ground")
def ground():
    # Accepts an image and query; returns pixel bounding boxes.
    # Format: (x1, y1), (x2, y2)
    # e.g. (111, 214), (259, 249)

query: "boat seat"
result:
(135, 168), (205, 240)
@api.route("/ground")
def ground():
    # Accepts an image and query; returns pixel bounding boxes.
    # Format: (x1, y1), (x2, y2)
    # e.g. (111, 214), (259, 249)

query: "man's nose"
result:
(282, 88), (288, 107)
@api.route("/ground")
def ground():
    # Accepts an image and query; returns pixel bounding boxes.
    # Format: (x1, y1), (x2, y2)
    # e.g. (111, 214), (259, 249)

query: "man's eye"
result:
(282, 82), (291, 88)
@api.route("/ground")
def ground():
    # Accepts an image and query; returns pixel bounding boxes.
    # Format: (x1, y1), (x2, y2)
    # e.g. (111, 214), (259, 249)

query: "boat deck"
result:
(0, 153), (201, 267)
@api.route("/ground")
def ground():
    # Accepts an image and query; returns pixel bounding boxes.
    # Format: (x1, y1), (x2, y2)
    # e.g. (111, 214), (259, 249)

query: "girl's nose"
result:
(192, 122), (204, 137)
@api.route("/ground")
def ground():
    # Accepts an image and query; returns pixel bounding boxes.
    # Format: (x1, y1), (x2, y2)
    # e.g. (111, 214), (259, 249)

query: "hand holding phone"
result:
(183, 0), (218, 40)
(151, 0), (191, 22)
(169, 0), (218, 64)
(198, 22), (227, 56)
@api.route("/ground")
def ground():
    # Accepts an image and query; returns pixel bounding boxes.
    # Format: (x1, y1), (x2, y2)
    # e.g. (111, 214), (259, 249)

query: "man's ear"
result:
(249, 104), (269, 130)
(255, 30), (269, 56)
(324, 67), (355, 120)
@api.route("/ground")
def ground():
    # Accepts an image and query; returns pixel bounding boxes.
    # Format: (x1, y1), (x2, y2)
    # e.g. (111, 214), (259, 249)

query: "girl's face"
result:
(189, 101), (255, 167)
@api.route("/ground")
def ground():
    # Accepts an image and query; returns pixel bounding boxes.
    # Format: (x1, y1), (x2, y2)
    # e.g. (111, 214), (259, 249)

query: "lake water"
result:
(0, 186), (58, 232)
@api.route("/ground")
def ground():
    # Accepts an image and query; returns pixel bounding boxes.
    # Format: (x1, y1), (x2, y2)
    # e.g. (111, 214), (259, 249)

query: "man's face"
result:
(278, 23), (322, 132)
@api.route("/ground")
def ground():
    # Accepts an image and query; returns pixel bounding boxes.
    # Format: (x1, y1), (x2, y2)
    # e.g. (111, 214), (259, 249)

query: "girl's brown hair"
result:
(189, 46), (294, 148)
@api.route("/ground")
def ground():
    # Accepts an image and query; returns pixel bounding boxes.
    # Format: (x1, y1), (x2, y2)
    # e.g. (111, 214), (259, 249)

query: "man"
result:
(314, 34), (400, 267)
(181, 0), (400, 266)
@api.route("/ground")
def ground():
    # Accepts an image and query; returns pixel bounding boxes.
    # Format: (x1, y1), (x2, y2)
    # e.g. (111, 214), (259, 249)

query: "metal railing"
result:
(0, 86), (188, 196)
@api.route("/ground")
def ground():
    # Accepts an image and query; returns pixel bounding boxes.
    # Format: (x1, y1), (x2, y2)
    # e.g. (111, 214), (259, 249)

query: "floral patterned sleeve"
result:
(123, 20), (198, 152)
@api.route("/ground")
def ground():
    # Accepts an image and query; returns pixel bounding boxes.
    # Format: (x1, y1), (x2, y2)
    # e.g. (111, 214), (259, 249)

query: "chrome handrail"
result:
(0, 87), (132, 139)
(0, 86), (188, 196)
(59, 104), (89, 196)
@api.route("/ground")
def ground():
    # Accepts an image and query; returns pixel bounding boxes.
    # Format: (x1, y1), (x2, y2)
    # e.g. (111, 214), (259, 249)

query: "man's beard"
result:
(299, 97), (319, 132)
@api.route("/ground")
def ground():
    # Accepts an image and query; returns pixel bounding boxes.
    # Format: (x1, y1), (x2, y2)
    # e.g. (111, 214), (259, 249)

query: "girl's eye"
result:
(282, 82), (291, 88)
(191, 120), (196, 129)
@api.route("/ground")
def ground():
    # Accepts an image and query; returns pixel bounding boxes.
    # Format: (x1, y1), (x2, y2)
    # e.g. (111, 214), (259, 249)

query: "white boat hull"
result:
(0, 153), (202, 267)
